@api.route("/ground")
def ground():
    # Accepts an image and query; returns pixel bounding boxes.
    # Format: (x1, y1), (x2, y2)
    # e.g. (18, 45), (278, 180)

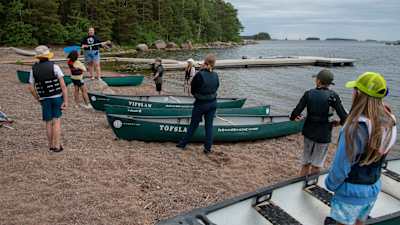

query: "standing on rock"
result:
(184, 58), (196, 95)
(27, 45), (68, 153)
(81, 27), (105, 80)
(177, 54), (220, 154)
(290, 69), (348, 176)
(152, 58), (164, 95)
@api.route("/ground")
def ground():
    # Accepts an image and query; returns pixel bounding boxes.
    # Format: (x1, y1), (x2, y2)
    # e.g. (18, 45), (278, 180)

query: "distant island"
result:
(241, 32), (271, 40)
(306, 37), (320, 40)
(325, 38), (359, 41)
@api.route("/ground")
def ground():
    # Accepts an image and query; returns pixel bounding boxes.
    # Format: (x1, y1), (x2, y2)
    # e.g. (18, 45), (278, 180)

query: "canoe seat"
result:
(254, 202), (303, 225)
(383, 169), (400, 182)
(304, 185), (333, 207)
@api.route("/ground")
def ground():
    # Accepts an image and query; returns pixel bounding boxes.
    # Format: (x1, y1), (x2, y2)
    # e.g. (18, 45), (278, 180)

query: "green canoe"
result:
(17, 70), (73, 85)
(89, 92), (246, 111)
(156, 157), (400, 225)
(106, 114), (303, 142)
(17, 70), (30, 83)
(17, 70), (144, 86)
(105, 104), (270, 117)
(100, 75), (144, 86)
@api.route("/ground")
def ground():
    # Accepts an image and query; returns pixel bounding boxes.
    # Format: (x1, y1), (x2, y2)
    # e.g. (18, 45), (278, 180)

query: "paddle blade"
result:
(64, 46), (81, 54)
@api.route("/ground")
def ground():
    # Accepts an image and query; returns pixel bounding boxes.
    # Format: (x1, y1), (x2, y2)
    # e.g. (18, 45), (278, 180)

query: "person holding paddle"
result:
(81, 27), (110, 80)
(177, 54), (220, 154)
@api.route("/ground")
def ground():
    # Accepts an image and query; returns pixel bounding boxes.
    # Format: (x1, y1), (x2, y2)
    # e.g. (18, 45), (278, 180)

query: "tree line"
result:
(0, 0), (243, 46)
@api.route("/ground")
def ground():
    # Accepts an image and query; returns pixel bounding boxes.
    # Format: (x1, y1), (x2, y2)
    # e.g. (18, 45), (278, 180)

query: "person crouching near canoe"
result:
(67, 50), (92, 109)
(177, 54), (220, 154)
(184, 58), (196, 95)
(152, 58), (164, 95)
(290, 69), (348, 176)
(28, 45), (68, 152)
(325, 72), (396, 225)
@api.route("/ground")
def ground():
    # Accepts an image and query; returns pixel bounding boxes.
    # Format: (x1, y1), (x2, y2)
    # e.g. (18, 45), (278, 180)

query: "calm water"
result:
(144, 41), (400, 153)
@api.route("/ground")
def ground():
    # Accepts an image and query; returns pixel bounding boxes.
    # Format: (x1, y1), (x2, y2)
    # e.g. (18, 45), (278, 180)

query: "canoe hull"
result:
(105, 104), (270, 117)
(17, 70), (73, 85)
(156, 158), (400, 225)
(89, 92), (246, 111)
(17, 70), (143, 87)
(101, 76), (144, 86)
(17, 70), (30, 83)
(106, 115), (303, 142)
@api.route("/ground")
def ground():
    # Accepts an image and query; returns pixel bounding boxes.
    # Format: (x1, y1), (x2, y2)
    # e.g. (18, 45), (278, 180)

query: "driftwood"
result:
(10, 47), (36, 56)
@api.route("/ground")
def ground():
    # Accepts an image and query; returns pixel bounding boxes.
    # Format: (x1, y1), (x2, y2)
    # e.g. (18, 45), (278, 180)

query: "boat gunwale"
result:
(88, 91), (245, 101)
(156, 157), (400, 225)
(104, 104), (271, 118)
(107, 113), (292, 123)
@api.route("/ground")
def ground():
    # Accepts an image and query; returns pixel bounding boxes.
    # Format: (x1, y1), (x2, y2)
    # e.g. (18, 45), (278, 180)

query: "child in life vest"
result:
(67, 51), (91, 109)
(325, 72), (397, 225)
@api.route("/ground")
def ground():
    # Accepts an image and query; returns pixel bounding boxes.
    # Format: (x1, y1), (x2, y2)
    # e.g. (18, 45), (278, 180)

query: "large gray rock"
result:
(166, 42), (178, 49)
(180, 41), (193, 50)
(153, 40), (167, 49)
(136, 44), (149, 52)
(84, 79), (115, 94)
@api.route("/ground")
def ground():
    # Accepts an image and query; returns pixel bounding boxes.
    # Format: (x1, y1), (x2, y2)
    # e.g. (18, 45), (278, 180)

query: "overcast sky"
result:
(226, 0), (400, 41)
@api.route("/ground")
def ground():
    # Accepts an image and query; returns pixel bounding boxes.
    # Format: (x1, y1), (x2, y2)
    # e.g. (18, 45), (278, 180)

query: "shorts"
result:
(156, 83), (162, 92)
(84, 50), (100, 63)
(40, 96), (63, 121)
(330, 198), (375, 225)
(303, 137), (329, 167)
(72, 79), (84, 87)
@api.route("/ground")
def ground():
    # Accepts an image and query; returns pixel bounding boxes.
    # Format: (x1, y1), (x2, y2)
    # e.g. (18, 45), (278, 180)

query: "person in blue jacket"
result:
(325, 72), (397, 225)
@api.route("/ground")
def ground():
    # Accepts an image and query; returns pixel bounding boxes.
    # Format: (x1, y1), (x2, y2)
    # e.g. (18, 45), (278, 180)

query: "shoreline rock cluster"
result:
(135, 39), (259, 52)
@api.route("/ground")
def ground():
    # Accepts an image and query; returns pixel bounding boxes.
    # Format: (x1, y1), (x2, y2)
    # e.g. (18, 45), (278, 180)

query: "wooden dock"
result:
(3, 56), (355, 70)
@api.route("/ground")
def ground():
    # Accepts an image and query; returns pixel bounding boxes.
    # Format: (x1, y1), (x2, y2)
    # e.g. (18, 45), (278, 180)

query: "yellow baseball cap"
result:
(345, 72), (387, 98)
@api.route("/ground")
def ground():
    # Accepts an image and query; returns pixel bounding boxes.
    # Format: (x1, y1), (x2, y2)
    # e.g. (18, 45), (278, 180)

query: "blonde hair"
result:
(344, 90), (395, 165)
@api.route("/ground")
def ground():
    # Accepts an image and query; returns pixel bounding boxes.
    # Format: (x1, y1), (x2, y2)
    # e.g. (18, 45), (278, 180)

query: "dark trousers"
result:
(178, 100), (217, 150)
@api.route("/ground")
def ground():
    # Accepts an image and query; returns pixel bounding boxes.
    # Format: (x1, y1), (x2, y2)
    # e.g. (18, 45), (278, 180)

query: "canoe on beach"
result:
(106, 114), (303, 142)
(104, 104), (271, 117)
(157, 157), (400, 225)
(89, 92), (247, 111)
(17, 70), (144, 87)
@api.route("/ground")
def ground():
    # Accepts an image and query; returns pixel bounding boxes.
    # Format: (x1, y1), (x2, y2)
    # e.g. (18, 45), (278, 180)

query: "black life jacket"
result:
(193, 69), (219, 101)
(32, 61), (62, 98)
(67, 60), (83, 75)
(345, 153), (386, 185)
(306, 88), (335, 123)
(185, 67), (193, 80)
(345, 116), (396, 185)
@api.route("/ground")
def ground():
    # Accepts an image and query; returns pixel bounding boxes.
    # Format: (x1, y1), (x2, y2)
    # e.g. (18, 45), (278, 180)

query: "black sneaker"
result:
(52, 145), (64, 153)
(203, 148), (212, 154)
(176, 143), (186, 150)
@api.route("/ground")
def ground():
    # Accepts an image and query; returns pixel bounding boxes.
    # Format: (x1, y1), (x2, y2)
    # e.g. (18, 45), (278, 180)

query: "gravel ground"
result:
(0, 49), (338, 225)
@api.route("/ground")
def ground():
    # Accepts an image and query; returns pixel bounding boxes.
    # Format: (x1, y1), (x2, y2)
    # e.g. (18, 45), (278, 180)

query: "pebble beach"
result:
(1, 48), (339, 225)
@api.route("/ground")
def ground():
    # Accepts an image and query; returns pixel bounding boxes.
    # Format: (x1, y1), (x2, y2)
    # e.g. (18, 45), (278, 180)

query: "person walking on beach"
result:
(81, 27), (105, 80)
(325, 72), (396, 225)
(67, 50), (91, 109)
(290, 69), (347, 176)
(28, 45), (68, 152)
(177, 54), (219, 154)
(152, 58), (164, 95)
(184, 58), (196, 95)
